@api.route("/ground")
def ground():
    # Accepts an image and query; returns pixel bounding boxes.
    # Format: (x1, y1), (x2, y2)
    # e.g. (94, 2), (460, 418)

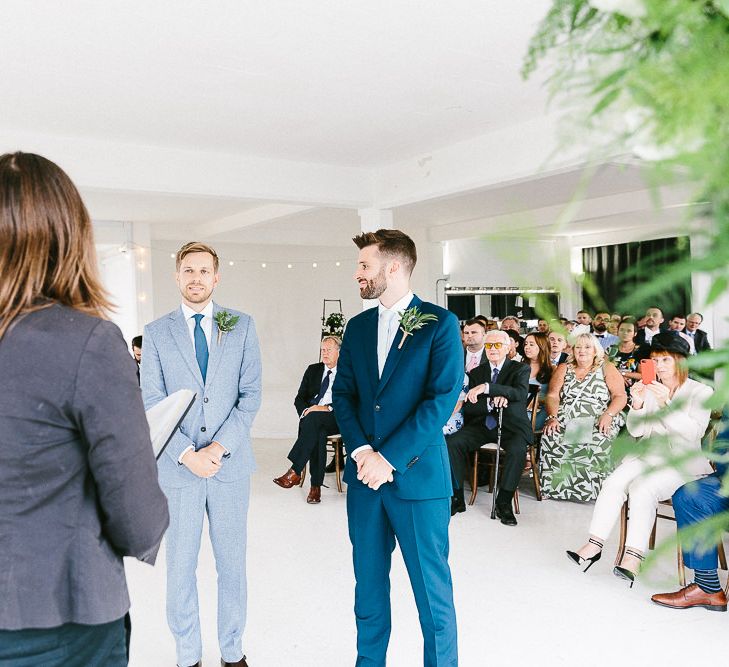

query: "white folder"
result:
(145, 389), (197, 459)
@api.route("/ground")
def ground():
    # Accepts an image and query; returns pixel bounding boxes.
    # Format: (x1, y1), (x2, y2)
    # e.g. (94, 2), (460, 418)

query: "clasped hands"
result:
(181, 441), (227, 478)
(465, 384), (509, 408)
(630, 381), (669, 410)
(356, 449), (394, 490)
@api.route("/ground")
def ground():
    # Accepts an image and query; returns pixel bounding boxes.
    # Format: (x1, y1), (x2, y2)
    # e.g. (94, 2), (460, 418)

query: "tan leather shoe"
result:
(273, 468), (301, 488)
(221, 657), (248, 667)
(651, 584), (727, 612)
(307, 486), (321, 504)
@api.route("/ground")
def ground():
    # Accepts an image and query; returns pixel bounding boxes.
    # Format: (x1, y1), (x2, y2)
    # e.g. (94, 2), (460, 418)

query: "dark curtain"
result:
(582, 237), (691, 316)
(446, 295), (475, 321)
(447, 293), (559, 321)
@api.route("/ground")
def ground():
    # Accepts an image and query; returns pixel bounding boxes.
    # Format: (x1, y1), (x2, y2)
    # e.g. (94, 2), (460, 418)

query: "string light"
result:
(114, 243), (344, 270)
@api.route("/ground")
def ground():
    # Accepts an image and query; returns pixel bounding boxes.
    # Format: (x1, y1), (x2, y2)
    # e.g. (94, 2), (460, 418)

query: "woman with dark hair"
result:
(0, 152), (169, 666)
(567, 332), (714, 585)
(504, 328), (524, 362)
(523, 332), (552, 430)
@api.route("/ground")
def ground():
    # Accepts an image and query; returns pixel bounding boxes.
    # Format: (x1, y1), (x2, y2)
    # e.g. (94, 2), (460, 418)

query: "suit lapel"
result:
(377, 295), (419, 395)
(169, 308), (204, 386)
(205, 303), (228, 386)
(364, 307), (380, 393)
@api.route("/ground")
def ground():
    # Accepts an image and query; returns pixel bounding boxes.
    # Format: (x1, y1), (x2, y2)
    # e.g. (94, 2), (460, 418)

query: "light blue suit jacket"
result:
(141, 303), (262, 488)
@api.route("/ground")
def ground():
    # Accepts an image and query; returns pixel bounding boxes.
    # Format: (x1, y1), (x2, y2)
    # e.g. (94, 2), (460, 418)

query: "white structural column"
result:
(358, 209), (393, 310)
(690, 225), (726, 348)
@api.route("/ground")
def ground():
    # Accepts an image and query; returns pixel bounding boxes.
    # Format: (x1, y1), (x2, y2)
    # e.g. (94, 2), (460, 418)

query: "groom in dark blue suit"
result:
(332, 229), (463, 667)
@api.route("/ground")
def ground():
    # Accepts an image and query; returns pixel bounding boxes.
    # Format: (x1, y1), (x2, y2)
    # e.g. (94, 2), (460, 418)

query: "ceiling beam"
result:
(197, 204), (316, 238)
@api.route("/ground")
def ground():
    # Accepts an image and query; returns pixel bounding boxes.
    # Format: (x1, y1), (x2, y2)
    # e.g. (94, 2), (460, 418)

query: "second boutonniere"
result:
(397, 307), (438, 349)
(213, 310), (240, 344)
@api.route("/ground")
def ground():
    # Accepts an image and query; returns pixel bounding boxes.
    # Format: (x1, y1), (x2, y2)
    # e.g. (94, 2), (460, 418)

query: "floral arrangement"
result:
(322, 311), (346, 338)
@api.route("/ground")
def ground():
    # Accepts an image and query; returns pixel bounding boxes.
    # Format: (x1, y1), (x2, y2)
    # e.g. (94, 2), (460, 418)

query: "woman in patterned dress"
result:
(539, 333), (627, 501)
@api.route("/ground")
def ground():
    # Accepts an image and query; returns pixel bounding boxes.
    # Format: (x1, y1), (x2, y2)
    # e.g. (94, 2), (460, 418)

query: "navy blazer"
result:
(332, 295), (463, 500)
(294, 361), (327, 416)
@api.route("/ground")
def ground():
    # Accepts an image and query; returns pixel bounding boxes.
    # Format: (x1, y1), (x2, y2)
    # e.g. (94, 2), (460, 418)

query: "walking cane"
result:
(490, 407), (504, 520)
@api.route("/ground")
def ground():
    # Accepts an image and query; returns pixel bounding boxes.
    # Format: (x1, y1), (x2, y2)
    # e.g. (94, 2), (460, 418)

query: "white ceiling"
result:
(1, 0), (551, 167)
(3, 1), (688, 245)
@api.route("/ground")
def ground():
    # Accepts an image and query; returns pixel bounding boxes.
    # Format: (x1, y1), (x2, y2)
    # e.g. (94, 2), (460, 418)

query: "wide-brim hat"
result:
(651, 331), (690, 357)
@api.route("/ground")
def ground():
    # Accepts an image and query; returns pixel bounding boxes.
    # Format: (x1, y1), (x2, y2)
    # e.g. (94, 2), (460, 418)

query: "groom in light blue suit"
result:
(141, 242), (261, 667)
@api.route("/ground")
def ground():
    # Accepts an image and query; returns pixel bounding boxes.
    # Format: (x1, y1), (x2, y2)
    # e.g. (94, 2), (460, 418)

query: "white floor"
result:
(126, 439), (727, 667)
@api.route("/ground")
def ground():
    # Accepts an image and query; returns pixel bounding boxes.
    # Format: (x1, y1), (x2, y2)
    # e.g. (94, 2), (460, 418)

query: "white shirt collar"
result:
(323, 364), (337, 374)
(378, 291), (414, 318)
(181, 301), (214, 321)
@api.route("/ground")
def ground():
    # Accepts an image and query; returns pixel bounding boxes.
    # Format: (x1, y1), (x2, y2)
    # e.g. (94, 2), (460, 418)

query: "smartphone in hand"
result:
(640, 358), (656, 385)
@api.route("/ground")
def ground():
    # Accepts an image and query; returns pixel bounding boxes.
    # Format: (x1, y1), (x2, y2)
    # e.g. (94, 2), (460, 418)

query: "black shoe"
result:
(495, 503), (517, 526)
(566, 537), (603, 573)
(324, 458), (337, 473)
(451, 494), (466, 516)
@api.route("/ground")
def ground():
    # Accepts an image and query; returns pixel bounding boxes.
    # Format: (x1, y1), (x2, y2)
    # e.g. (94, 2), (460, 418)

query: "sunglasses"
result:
(484, 342), (504, 350)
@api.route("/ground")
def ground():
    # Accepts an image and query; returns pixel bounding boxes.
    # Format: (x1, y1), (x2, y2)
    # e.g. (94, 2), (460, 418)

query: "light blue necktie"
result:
(485, 367), (500, 429)
(192, 313), (208, 382)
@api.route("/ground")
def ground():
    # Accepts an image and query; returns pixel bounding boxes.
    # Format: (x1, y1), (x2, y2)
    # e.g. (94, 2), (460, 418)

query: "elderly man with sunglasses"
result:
(446, 330), (532, 524)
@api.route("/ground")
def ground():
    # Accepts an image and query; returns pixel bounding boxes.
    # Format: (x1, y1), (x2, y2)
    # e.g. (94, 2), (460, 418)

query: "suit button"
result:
(201, 427), (206, 432)
(375, 405), (381, 411)
(204, 397), (209, 403)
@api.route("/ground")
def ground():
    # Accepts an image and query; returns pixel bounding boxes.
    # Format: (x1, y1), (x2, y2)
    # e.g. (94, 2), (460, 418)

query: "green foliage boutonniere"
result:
(213, 310), (240, 344)
(397, 307), (438, 349)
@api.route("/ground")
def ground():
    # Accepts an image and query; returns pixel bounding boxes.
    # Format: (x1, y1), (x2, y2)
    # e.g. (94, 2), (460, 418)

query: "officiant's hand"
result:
(181, 448), (222, 478)
(356, 450), (394, 490)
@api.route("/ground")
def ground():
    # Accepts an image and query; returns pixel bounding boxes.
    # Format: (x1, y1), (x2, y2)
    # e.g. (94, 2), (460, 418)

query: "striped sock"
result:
(693, 568), (722, 593)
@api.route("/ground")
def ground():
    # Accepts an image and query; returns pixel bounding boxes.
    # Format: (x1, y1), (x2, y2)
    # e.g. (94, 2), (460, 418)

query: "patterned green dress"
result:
(539, 364), (623, 501)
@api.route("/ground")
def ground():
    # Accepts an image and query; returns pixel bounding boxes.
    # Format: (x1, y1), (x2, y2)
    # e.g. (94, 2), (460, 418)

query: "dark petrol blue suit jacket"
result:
(332, 295), (463, 500)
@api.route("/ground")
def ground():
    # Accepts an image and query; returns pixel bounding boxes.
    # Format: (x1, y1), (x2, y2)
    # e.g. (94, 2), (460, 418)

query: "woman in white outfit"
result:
(567, 332), (714, 585)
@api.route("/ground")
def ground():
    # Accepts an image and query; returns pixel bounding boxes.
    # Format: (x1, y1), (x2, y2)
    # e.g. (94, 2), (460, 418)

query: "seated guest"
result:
(443, 373), (469, 436)
(685, 312), (712, 352)
(608, 313), (622, 335)
(500, 315), (521, 333)
(651, 421), (729, 611)
(540, 333), (627, 501)
(668, 313), (687, 332)
(607, 318), (641, 389)
(548, 330), (569, 365)
(634, 306), (664, 356)
(273, 335), (341, 504)
(446, 330), (532, 525)
(575, 310), (593, 330)
(537, 318), (550, 333)
(567, 333), (713, 585)
(462, 318), (488, 372)
(523, 332), (553, 430)
(485, 318), (499, 331)
(592, 311), (619, 349)
(131, 334), (143, 383)
(505, 328), (524, 362)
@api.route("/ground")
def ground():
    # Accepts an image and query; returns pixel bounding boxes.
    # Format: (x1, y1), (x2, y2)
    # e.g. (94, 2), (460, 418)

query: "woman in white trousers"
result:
(567, 332), (714, 585)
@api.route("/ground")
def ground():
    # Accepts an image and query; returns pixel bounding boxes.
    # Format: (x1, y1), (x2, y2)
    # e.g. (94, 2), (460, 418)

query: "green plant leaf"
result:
(706, 274), (729, 305)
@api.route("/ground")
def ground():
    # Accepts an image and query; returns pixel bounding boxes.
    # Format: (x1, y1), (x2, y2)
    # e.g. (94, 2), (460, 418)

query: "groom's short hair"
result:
(352, 229), (417, 276)
(176, 241), (220, 272)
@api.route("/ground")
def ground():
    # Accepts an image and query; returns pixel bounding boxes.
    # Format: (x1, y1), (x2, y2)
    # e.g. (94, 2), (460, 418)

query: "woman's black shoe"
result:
(566, 537), (603, 572)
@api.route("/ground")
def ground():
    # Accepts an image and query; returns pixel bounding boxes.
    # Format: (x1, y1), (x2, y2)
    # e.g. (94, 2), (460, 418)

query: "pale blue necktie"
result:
(192, 313), (209, 382)
(485, 367), (500, 429)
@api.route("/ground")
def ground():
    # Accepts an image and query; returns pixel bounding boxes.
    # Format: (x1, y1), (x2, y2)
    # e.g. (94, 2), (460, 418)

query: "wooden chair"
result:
(615, 498), (728, 586)
(298, 433), (344, 493)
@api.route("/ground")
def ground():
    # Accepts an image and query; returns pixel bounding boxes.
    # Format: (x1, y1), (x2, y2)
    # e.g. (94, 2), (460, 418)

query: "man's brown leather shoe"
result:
(307, 486), (321, 504)
(651, 583), (727, 612)
(273, 468), (301, 488)
(221, 657), (248, 667)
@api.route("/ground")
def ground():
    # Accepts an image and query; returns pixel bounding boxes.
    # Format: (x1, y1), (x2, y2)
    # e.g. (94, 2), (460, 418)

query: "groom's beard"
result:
(180, 282), (213, 304)
(358, 267), (387, 300)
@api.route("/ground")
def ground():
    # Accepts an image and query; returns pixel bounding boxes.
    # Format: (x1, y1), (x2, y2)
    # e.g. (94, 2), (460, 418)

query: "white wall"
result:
(149, 240), (362, 438)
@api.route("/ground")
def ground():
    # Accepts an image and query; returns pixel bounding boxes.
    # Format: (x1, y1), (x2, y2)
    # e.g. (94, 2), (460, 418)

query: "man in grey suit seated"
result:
(142, 242), (262, 667)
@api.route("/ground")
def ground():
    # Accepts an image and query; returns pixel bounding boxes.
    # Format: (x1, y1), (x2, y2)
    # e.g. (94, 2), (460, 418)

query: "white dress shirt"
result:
(317, 365), (337, 406)
(352, 290), (414, 470)
(181, 301), (214, 349)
